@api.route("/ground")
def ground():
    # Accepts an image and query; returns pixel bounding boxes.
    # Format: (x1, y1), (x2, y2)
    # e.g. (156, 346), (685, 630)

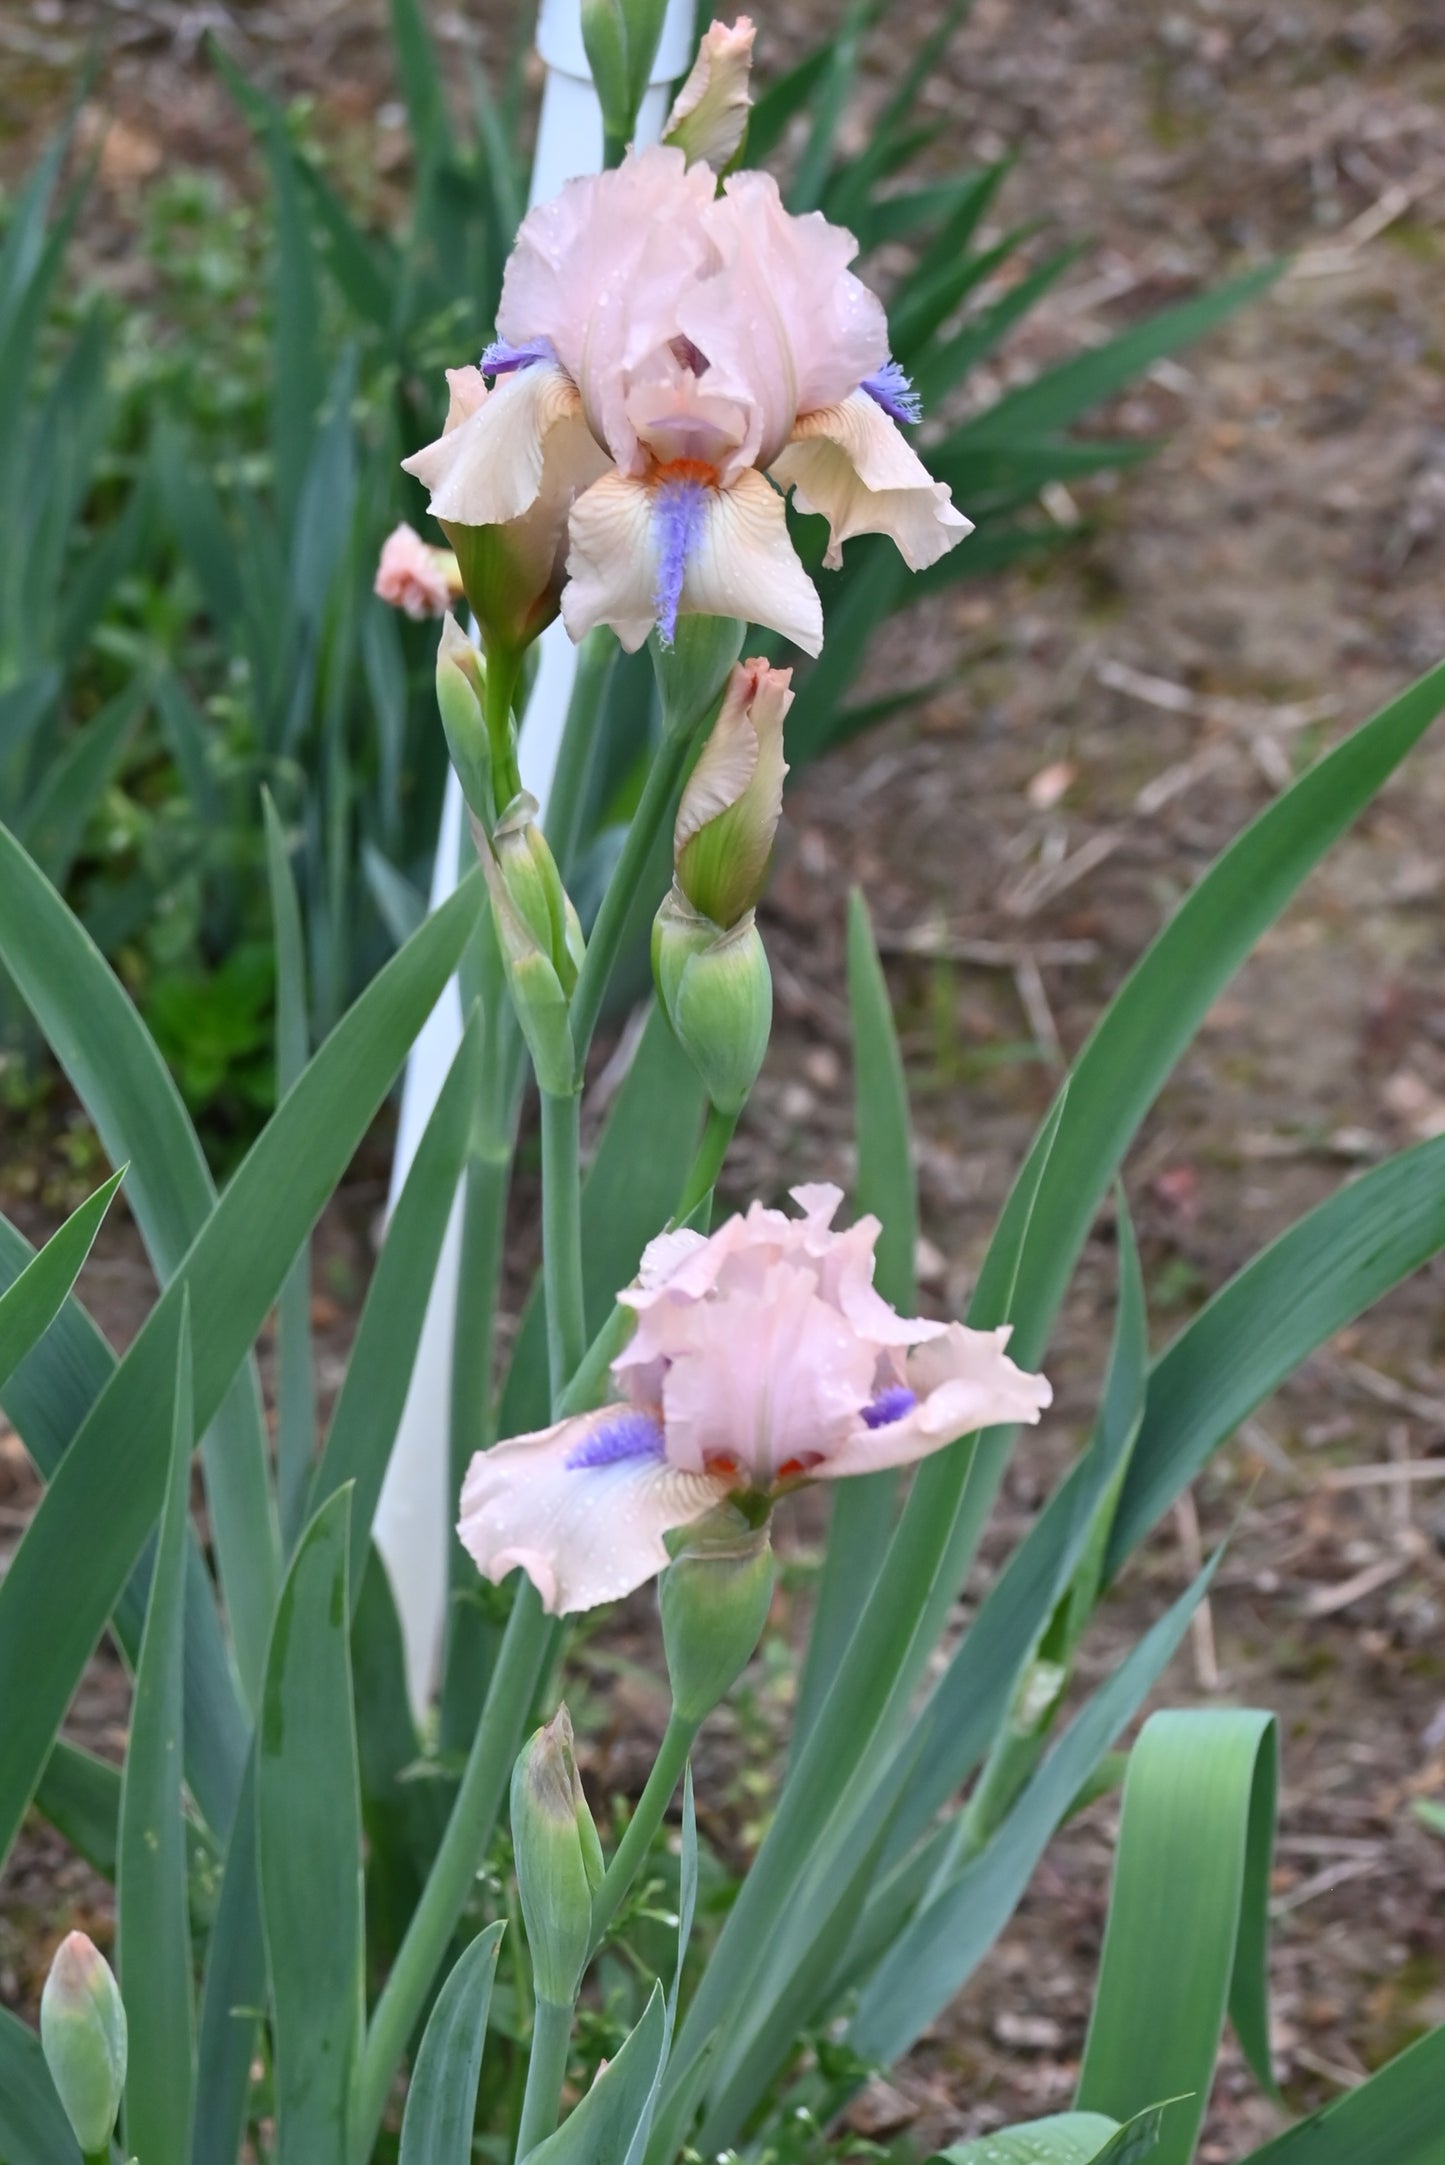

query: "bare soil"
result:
(3, 0), (1445, 2157)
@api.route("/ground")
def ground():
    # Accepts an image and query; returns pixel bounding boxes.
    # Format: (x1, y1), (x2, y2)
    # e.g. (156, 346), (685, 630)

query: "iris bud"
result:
(483, 802), (582, 1099)
(652, 892), (771, 1116)
(511, 1706), (604, 2006)
(674, 657), (790, 928)
(663, 18), (756, 173)
(436, 614), (494, 825)
(40, 1931), (127, 2158)
(661, 1504), (775, 1724)
(581, 0), (669, 156)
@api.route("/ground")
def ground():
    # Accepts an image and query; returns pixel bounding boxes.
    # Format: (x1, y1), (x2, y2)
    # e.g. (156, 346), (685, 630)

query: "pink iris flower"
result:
(402, 146), (970, 658)
(458, 1184), (1049, 1614)
(373, 521), (459, 619)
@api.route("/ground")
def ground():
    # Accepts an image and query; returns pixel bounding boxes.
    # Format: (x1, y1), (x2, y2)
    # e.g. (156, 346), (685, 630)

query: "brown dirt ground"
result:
(3, 1), (1445, 2158)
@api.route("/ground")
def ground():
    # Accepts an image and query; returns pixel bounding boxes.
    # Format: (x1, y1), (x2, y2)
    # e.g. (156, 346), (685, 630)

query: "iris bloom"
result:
(458, 1185), (1049, 1613)
(403, 146), (970, 659)
(373, 522), (459, 619)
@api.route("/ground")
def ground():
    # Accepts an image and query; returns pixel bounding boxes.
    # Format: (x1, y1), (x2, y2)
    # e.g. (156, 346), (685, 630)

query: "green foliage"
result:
(1, 16), (1442, 2165)
(2, 0), (1275, 1127)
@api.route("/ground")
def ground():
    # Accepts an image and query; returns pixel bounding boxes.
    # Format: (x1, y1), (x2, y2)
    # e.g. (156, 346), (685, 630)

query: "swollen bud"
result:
(511, 1706), (603, 2006)
(661, 1504), (775, 1724)
(40, 1931), (127, 2157)
(436, 614), (494, 824)
(652, 892), (771, 1115)
(674, 658), (790, 928)
(663, 17), (756, 172)
(483, 802), (583, 1099)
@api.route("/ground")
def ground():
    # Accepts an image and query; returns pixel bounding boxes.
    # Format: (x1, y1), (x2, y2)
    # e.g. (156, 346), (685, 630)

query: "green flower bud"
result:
(40, 1931), (127, 2157)
(661, 1504), (775, 1725)
(674, 658), (791, 928)
(581, 0), (669, 155)
(511, 1706), (603, 2006)
(653, 889), (771, 1116)
(650, 615), (746, 741)
(483, 796), (583, 1097)
(436, 614), (494, 826)
(495, 795), (584, 996)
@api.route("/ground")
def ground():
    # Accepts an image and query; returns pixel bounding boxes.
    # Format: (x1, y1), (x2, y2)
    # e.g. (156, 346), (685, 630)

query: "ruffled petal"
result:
(770, 389), (972, 572)
(497, 147), (720, 472)
(457, 1407), (723, 1614)
(680, 171), (888, 470)
(661, 1260), (875, 1483)
(403, 362), (594, 529)
(816, 1321), (1051, 1478)
(373, 523), (456, 619)
(562, 468), (823, 656)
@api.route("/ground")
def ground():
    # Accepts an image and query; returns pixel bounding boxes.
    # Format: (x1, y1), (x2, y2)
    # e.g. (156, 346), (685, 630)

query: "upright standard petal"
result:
(771, 389), (973, 570)
(660, 1261), (876, 1484)
(562, 467), (823, 655)
(458, 1407), (724, 1614)
(496, 147), (719, 474)
(681, 171), (889, 471)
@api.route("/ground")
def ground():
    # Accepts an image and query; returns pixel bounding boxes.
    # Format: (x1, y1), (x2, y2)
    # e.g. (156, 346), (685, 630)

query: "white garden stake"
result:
(374, 0), (698, 1715)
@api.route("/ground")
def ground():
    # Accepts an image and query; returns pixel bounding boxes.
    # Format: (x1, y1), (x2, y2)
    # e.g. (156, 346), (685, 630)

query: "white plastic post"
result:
(373, 0), (698, 1716)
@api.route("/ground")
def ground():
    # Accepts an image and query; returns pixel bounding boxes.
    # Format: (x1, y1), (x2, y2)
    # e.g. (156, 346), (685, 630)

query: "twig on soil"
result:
(1319, 1458), (1445, 1490)
(1271, 1853), (1381, 1917)
(1300, 1547), (1418, 1618)
(1013, 951), (1064, 1067)
(1290, 169), (1445, 279)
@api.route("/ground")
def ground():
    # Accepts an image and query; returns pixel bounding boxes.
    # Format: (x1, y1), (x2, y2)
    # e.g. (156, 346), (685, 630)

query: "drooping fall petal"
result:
(771, 389), (972, 570)
(561, 468), (823, 654)
(816, 1322), (1053, 1479)
(458, 1408), (724, 1614)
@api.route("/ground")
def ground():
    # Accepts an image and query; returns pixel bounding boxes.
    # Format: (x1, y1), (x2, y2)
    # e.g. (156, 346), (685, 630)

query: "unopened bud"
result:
(40, 1931), (127, 2157)
(511, 1706), (603, 2006)
(674, 658), (790, 928)
(653, 891), (771, 1115)
(663, 17), (755, 172)
(581, 0), (669, 152)
(651, 616), (746, 741)
(484, 799), (583, 1098)
(436, 614), (494, 824)
(661, 1504), (774, 1724)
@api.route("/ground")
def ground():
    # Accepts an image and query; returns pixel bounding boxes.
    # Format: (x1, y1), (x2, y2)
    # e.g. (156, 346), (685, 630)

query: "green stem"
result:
(355, 1585), (558, 2162)
(486, 650), (523, 810)
(568, 729), (692, 1074)
(588, 1710), (698, 1954)
(673, 1103), (737, 1229)
(515, 1993), (575, 2159)
(540, 1088), (587, 1412)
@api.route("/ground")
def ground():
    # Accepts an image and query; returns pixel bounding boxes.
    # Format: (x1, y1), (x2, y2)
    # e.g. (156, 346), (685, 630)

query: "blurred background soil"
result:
(3, 1), (1445, 2157)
